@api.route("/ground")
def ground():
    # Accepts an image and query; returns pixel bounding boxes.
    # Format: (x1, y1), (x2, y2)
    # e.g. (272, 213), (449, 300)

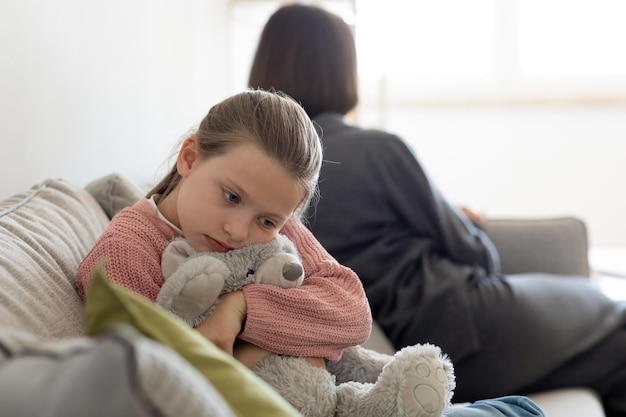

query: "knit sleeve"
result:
(76, 201), (178, 302)
(239, 217), (372, 361)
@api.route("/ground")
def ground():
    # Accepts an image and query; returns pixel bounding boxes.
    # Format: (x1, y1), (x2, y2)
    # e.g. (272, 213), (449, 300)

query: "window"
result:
(355, 0), (626, 105)
(228, 0), (626, 105)
(356, 1), (494, 79)
(519, 0), (626, 77)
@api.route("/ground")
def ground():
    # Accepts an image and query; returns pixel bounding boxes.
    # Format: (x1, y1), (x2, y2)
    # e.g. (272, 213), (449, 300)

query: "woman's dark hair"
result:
(248, 3), (358, 119)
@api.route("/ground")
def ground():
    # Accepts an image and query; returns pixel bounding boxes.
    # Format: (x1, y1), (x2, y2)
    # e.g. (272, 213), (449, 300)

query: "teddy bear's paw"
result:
(334, 344), (454, 417)
(171, 273), (225, 318)
(327, 345), (393, 384)
(393, 344), (455, 417)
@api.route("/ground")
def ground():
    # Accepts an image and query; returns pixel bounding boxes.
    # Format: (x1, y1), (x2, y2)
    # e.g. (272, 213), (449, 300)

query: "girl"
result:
(76, 89), (371, 369)
(78, 90), (461, 417)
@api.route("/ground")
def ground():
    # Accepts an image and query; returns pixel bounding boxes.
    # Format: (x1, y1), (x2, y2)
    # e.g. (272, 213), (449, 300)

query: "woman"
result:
(248, 3), (626, 416)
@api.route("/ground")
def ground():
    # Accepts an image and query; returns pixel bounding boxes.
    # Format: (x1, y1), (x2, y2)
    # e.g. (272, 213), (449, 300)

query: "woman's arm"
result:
(381, 136), (499, 273)
(239, 217), (372, 361)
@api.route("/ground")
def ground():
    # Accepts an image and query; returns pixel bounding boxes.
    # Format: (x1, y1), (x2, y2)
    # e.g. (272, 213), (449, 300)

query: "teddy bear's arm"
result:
(157, 249), (231, 327)
(161, 238), (195, 279)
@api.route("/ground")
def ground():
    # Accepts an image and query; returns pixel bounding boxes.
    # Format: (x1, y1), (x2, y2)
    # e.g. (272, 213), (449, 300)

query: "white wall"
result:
(0, 0), (229, 199)
(1, 0), (625, 249)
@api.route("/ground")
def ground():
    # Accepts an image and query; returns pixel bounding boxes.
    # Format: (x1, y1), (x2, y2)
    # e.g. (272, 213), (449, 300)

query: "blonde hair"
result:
(148, 89), (322, 216)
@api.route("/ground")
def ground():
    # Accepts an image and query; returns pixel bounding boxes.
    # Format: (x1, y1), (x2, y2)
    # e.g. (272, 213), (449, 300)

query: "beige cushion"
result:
(0, 326), (236, 417)
(0, 178), (109, 338)
(85, 172), (146, 219)
(484, 217), (590, 276)
(527, 388), (605, 417)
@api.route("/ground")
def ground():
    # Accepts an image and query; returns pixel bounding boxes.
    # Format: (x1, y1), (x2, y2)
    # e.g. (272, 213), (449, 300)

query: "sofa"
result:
(0, 173), (606, 416)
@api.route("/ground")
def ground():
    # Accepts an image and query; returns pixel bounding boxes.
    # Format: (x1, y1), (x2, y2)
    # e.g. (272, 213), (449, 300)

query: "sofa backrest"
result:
(0, 178), (109, 338)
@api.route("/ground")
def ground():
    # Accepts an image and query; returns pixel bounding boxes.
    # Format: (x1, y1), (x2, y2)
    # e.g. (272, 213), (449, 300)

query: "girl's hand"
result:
(194, 290), (246, 355)
(233, 340), (272, 368)
(233, 342), (327, 370)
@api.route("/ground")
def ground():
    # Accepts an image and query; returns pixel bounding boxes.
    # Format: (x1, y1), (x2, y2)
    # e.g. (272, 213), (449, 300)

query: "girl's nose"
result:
(223, 215), (251, 243)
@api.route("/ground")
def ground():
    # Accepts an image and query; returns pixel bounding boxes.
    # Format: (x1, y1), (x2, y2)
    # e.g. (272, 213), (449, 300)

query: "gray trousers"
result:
(451, 274), (626, 415)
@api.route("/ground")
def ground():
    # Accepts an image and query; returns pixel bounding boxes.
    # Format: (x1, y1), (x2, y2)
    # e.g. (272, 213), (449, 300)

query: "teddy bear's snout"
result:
(283, 262), (304, 281)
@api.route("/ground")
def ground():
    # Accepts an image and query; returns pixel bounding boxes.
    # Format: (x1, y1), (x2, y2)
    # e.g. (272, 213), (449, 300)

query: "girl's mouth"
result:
(205, 236), (233, 253)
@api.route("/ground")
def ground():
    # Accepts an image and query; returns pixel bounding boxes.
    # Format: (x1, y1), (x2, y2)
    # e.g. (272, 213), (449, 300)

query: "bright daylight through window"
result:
(354, 0), (626, 104)
(228, 0), (626, 104)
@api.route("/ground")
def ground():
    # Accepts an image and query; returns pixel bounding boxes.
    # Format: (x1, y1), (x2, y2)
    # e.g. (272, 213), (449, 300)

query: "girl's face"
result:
(168, 136), (303, 253)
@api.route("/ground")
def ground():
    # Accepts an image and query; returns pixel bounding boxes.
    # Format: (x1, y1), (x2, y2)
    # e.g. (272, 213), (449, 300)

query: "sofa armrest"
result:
(483, 217), (590, 277)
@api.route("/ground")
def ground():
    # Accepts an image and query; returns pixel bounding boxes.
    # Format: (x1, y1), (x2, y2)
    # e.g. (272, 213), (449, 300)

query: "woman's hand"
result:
(459, 206), (485, 228)
(194, 290), (246, 356)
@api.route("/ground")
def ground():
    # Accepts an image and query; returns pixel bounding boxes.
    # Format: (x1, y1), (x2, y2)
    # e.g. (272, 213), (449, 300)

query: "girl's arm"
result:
(239, 216), (372, 361)
(76, 203), (176, 301)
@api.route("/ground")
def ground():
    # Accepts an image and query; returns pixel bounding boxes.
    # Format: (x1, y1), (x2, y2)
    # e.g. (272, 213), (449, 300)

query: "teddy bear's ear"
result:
(276, 234), (298, 256)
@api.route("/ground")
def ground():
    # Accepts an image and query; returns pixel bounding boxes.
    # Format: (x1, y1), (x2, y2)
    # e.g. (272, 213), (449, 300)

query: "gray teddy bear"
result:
(157, 234), (455, 417)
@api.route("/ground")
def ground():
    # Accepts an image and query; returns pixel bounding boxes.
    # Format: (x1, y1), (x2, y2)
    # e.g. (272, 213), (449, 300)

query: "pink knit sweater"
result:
(76, 199), (372, 360)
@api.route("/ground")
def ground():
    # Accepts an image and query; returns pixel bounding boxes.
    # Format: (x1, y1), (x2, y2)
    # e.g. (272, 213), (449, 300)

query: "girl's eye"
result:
(223, 189), (239, 204)
(259, 217), (276, 229)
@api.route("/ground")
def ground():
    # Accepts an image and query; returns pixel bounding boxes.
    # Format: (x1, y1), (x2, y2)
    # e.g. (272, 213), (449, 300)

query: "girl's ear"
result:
(176, 136), (198, 177)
